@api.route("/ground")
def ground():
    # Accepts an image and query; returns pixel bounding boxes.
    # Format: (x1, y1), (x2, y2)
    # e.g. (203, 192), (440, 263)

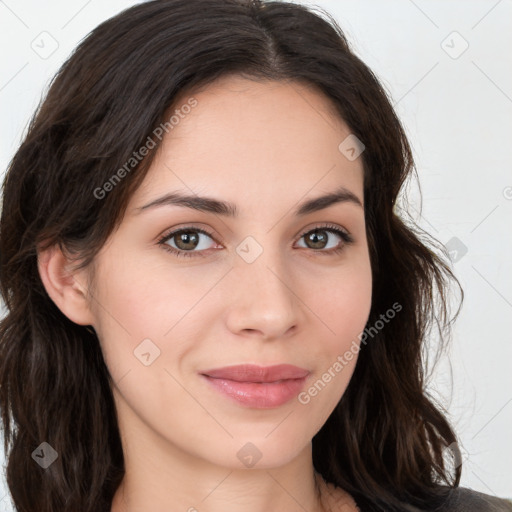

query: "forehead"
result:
(132, 76), (364, 212)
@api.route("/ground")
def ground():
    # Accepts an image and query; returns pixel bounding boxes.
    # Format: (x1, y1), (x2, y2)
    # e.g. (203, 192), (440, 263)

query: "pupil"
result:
(309, 230), (326, 249)
(178, 231), (198, 249)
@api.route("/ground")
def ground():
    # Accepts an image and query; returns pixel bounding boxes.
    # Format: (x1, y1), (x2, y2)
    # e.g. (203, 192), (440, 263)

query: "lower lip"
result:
(202, 375), (308, 408)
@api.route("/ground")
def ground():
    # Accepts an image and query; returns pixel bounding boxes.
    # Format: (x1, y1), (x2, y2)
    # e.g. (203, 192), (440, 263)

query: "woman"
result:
(0, 1), (510, 511)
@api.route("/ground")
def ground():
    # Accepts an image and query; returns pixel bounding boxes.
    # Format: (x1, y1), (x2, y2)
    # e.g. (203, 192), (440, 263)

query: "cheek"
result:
(87, 252), (169, 377)
(310, 256), (373, 347)
(91, 247), (196, 336)
(295, 267), (371, 432)
(88, 248), (228, 386)
(300, 253), (372, 399)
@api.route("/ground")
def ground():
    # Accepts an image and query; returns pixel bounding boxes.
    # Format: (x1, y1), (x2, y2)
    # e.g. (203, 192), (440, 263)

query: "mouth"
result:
(200, 364), (310, 408)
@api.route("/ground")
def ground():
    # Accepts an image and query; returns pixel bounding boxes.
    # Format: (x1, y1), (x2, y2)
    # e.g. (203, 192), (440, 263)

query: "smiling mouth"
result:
(200, 364), (310, 408)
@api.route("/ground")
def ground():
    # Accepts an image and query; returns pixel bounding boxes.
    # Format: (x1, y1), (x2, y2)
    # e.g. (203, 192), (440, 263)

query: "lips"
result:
(200, 364), (310, 408)
(201, 364), (310, 382)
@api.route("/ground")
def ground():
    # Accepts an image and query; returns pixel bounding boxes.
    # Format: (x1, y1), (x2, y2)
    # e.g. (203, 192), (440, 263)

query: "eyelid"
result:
(157, 224), (220, 245)
(296, 222), (352, 241)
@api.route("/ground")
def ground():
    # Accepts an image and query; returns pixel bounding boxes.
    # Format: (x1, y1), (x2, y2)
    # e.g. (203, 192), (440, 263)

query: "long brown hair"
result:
(0, 1), (463, 510)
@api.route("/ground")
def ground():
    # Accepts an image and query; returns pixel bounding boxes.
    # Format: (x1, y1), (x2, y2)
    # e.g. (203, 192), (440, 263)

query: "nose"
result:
(224, 245), (303, 340)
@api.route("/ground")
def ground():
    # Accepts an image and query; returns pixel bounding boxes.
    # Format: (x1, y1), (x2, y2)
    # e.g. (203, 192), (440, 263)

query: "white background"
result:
(0, 0), (511, 509)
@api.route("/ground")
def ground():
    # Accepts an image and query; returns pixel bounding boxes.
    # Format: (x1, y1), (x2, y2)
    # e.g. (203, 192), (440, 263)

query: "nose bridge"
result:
(226, 233), (300, 338)
(236, 234), (294, 302)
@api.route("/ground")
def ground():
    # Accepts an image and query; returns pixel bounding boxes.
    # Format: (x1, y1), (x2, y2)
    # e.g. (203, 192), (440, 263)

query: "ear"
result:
(37, 244), (96, 326)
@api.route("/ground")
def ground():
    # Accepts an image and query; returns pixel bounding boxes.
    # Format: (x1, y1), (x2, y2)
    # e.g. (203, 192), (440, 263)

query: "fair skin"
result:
(38, 76), (372, 511)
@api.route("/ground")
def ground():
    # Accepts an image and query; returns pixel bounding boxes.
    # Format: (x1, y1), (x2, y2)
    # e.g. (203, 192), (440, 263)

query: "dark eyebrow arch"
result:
(135, 185), (363, 217)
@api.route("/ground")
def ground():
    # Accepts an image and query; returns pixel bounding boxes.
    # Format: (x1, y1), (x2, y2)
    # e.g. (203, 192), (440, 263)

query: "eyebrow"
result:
(135, 185), (363, 217)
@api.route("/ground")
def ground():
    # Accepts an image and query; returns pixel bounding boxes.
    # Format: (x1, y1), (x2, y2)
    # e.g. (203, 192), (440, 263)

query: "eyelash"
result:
(157, 223), (354, 259)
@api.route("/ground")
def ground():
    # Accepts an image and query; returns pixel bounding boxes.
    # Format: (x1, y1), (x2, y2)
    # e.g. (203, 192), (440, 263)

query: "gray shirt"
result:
(438, 487), (512, 512)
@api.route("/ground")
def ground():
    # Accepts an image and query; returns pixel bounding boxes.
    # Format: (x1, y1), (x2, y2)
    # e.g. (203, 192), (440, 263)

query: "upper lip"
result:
(201, 364), (310, 383)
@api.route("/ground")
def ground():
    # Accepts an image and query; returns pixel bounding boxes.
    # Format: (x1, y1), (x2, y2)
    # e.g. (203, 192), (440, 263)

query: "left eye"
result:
(159, 228), (217, 257)
(158, 224), (353, 258)
(296, 226), (352, 251)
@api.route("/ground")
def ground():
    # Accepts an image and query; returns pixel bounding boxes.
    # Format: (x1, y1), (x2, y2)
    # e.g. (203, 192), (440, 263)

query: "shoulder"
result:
(436, 486), (512, 512)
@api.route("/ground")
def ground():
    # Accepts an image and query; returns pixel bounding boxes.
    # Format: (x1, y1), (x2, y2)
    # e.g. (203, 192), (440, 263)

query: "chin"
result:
(201, 428), (312, 470)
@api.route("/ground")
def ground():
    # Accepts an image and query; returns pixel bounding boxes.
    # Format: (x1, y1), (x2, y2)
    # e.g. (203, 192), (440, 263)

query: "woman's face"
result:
(85, 76), (372, 470)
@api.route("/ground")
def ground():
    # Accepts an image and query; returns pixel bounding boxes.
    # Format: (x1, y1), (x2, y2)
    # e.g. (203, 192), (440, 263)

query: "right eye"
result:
(157, 227), (219, 258)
